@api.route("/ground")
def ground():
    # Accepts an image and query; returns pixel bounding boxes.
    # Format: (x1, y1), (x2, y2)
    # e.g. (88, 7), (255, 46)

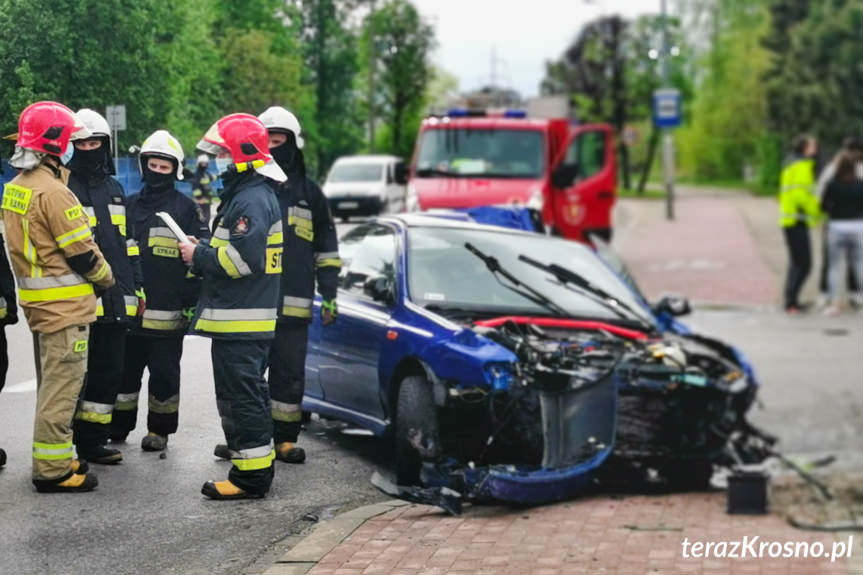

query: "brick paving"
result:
(301, 492), (857, 575)
(614, 192), (781, 306)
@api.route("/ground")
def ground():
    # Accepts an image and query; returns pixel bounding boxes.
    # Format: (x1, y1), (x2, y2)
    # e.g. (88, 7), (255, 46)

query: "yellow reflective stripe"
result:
(317, 258), (342, 268)
(0, 309), (7, 320)
(75, 411), (112, 424)
(96, 305), (104, 316)
(217, 247), (242, 278)
(22, 220), (42, 278)
(209, 237), (229, 248)
(32, 441), (75, 460)
(231, 449), (275, 471)
(194, 318), (276, 333)
(19, 283), (94, 302)
(55, 224), (92, 248)
(148, 394), (179, 414)
(111, 214), (126, 226)
(127, 245), (140, 256)
(267, 232), (283, 245)
(148, 237), (178, 248)
(33, 441), (73, 450)
(87, 261), (110, 283)
(125, 305), (137, 316)
(282, 306), (312, 318)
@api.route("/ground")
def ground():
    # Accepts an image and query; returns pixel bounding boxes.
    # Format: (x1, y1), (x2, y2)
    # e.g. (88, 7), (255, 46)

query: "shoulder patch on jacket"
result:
(232, 216), (250, 236)
(65, 205), (83, 221)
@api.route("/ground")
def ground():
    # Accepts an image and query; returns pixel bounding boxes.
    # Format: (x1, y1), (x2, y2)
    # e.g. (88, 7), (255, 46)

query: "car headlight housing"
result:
(484, 362), (515, 392)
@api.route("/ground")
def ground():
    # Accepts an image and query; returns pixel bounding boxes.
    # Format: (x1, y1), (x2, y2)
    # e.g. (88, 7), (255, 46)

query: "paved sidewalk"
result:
(613, 187), (821, 307)
(265, 493), (861, 575)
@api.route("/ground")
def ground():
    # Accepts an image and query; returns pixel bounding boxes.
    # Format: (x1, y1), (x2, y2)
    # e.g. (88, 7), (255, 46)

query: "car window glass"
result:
(564, 131), (605, 179)
(338, 224), (397, 299)
(328, 163), (383, 183)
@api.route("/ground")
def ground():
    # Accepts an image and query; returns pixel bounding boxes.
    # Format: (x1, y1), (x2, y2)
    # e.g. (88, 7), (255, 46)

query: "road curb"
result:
(262, 499), (410, 575)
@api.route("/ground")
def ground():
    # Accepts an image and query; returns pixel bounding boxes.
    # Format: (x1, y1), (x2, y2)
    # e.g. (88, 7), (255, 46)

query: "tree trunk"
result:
(637, 127), (660, 194)
(610, 17), (630, 189)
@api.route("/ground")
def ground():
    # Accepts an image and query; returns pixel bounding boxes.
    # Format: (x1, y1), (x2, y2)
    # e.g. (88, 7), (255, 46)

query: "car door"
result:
(315, 223), (397, 420)
(550, 125), (616, 243)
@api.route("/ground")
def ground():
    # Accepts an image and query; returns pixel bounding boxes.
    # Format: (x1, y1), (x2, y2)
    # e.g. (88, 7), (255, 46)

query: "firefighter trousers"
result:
(268, 322), (308, 444)
(31, 324), (90, 484)
(212, 339), (274, 495)
(112, 334), (184, 437)
(73, 323), (127, 448)
(0, 327), (8, 393)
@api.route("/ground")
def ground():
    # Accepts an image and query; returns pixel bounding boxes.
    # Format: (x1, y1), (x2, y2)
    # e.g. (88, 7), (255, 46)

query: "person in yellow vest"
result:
(779, 135), (822, 314)
(2, 102), (114, 492)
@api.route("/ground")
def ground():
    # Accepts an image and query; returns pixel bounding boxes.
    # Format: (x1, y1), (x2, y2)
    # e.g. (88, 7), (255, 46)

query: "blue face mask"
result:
(215, 157), (232, 174)
(60, 143), (74, 165)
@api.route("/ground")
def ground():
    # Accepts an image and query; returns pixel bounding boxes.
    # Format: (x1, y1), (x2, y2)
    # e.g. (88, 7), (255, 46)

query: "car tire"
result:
(394, 375), (440, 486)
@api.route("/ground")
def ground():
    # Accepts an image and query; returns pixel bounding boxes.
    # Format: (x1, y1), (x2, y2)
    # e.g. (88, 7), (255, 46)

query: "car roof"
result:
(331, 155), (401, 165)
(375, 213), (540, 236)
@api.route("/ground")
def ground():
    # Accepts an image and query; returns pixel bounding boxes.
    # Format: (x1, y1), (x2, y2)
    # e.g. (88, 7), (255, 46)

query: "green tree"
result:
(364, 0), (434, 158)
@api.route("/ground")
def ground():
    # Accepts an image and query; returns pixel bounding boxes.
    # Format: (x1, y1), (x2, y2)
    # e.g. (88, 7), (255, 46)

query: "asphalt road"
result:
(1, 216), (861, 574)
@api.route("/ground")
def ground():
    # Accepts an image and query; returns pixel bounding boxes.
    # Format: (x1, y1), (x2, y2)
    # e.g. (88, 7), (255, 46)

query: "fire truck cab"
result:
(406, 109), (617, 243)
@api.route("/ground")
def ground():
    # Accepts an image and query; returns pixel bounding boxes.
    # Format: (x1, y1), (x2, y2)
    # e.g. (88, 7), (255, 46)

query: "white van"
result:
(322, 155), (407, 221)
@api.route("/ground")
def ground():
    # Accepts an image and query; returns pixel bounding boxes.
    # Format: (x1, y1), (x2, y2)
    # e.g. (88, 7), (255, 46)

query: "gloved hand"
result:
(135, 288), (146, 316)
(321, 299), (338, 326)
(182, 306), (196, 322)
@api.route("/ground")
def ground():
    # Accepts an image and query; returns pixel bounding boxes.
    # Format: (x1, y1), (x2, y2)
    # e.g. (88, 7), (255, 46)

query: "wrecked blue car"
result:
(302, 214), (770, 511)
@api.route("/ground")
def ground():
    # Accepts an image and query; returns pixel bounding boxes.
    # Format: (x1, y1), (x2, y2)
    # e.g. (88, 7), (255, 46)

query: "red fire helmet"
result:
(16, 101), (90, 156)
(198, 113), (286, 182)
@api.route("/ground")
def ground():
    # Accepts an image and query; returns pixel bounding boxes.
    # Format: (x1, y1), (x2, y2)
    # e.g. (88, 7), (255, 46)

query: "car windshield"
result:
(415, 128), (544, 179)
(328, 163), (383, 183)
(407, 227), (655, 325)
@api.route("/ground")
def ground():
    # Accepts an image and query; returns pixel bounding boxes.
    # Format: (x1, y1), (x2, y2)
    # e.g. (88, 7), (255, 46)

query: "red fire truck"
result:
(406, 109), (617, 243)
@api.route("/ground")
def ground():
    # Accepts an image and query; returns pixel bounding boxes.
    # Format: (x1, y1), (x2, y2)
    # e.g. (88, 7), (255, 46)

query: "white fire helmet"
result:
(139, 130), (185, 180)
(73, 108), (111, 141)
(258, 106), (305, 149)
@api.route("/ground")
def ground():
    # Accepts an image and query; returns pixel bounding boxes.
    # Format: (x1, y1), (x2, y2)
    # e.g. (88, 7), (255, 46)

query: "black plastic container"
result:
(727, 471), (768, 514)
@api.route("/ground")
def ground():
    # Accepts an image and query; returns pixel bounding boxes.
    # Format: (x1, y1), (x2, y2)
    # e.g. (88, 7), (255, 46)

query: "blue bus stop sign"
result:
(653, 88), (681, 128)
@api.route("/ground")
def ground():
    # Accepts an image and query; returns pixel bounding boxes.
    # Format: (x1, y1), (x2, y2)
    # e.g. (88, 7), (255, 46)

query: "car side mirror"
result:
(364, 276), (395, 305)
(551, 163), (578, 189)
(654, 295), (691, 317)
(394, 161), (409, 185)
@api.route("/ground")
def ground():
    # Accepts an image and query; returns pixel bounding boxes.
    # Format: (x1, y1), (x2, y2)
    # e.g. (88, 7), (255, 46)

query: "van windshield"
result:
(328, 163), (383, 183)
(415, 128), (544, 179)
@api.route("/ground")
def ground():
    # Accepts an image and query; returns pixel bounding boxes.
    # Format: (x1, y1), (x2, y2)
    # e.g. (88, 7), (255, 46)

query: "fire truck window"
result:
(565, 131), (606, 179)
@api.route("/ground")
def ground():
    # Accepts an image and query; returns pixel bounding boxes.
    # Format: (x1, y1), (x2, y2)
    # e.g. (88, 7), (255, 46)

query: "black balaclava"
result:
(69, 136), (112, 176)
(141, 155), (177, 193)
(270, 131), (302, 176)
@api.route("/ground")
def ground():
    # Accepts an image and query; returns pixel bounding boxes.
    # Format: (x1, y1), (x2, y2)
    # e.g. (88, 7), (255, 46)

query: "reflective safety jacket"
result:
(275, 171), (340, 322)
(191, 167), (214, 205)
(126, 186), (210, 335)
(779, 157), (821, 228)
(69, 171), (143, 323)
(1, 159), (114, 334)
(190, 171), (282, 340)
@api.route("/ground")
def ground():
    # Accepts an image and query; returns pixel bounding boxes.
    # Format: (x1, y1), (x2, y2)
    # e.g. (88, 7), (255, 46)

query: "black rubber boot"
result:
(213, 444), (231, 460)
(201, 480), (264, 500)
(275, 442), (306, 464)
(34, 472), (99, 493)
(0, 447), (6, 468)
(78, 444), (123, 465)
(141, 433), (168, 452)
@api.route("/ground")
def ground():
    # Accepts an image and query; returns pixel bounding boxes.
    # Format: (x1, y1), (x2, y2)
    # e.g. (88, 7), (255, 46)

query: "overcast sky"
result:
(413, 0), (657, 98)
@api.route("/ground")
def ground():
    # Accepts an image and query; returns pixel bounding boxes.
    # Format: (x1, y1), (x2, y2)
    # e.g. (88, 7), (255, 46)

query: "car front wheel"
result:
(394, 375), (441, 485)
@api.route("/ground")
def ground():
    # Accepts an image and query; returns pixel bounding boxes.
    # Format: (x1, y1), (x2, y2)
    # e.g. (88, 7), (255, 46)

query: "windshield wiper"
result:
(518, 254), (654, 331)
(464, 243), (567, 317)
(415, 166), (457, 178)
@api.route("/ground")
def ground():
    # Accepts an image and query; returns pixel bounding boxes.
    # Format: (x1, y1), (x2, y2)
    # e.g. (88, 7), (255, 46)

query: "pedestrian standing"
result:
(2, 101), (114, 492)
(0, 217), (17, 469)
(110, 130), (210, 450)
(820, 150), (863, 315)
(179, 113), (285, 500)
(779, 135), (821, 314)
(191, 154), (215, 224)
(815, 137), (863, 307)
(67, 109), (144, 464)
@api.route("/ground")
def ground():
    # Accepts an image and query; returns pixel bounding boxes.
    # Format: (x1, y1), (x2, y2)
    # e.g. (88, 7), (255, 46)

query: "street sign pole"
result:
(105, 105), (127, 175)
(660, 0), (674, 220)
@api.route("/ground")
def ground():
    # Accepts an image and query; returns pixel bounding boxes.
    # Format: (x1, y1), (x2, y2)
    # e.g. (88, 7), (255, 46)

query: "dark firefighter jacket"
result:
(68, 170), (143, 324)
(190, 170), (282, 340)
(191, 166), (215, 204)
(276, 159), (341, 323)
(126, 186), (210, 336)
(0, 231), (17, 326)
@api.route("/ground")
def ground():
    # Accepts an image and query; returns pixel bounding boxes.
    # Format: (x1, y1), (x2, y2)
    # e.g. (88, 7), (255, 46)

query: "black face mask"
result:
(71, 146), (106, 173)
(142, 168), (175, 192)
(270, 141), (297, 172)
